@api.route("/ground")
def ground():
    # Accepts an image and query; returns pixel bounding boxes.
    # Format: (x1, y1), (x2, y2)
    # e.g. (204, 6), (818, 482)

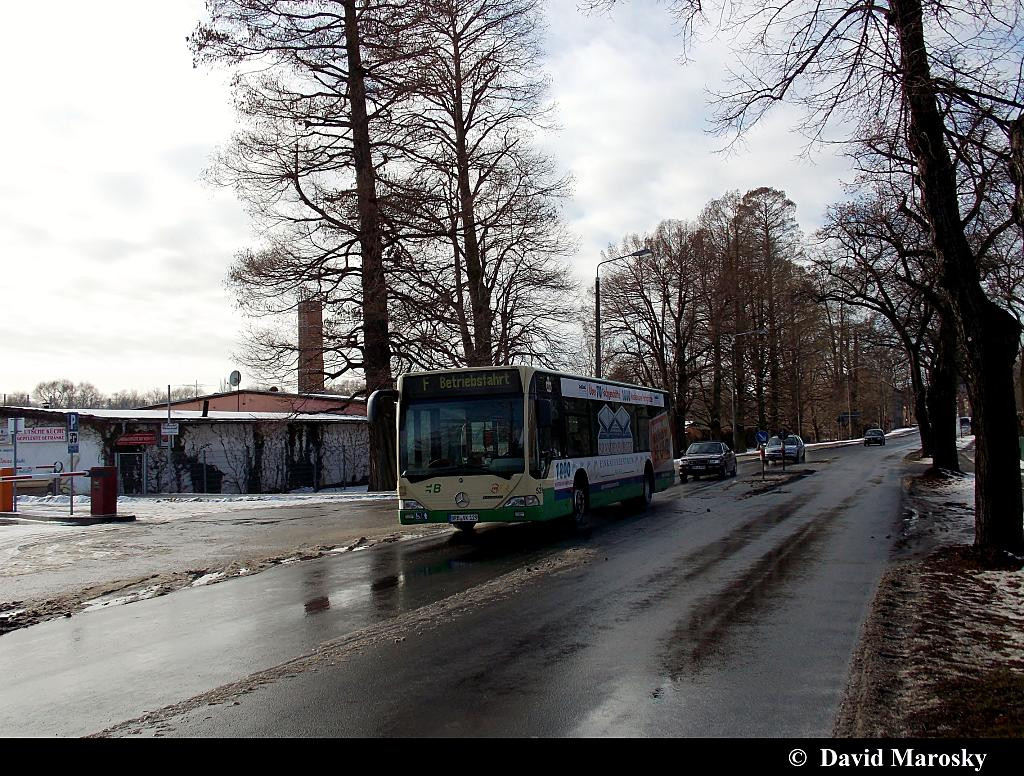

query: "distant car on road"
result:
(864, 428), (886, 446)
(680, 441), (737, 481)
(766, 434), (805, 464)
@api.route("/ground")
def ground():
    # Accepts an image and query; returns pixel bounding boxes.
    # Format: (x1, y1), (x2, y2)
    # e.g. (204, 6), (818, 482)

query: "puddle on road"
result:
(303, 595), (331, 613)
(297, 521), (580, 623)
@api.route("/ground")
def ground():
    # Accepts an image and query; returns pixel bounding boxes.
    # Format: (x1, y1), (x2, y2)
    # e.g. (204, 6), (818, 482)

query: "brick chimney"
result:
(297, 295), (325, 393)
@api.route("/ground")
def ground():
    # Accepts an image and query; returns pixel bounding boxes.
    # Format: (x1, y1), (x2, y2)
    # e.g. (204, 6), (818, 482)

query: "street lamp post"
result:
(727, 328), (767, 452)
(595, 248), (653, 377)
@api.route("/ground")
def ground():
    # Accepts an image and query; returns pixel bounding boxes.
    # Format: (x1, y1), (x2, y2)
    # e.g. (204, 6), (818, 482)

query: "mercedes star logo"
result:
(455, 492), (470, 507)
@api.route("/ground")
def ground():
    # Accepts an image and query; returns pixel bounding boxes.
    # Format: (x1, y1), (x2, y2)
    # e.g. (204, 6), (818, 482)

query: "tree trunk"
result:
(1009, 113), (1024, 228)
(674, 336), (689, 453)
(909, 349), (933, 458)
(892, 0), (1023, 551)
(926, 311), (960, 472)
(451, 37), (492, 366)
(344, 0), (394, 491)
(734, 338), (746, 451)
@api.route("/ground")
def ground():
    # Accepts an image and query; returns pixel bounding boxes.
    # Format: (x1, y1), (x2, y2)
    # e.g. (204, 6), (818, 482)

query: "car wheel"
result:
(454, 522), (475, 532)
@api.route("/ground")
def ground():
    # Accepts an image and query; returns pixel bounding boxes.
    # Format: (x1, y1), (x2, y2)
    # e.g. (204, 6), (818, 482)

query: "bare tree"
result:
(599, 221), (704, 451)
(390, 0), (576, 367)
(595, 0), (1024, 552)
(190, 0), (430, 489)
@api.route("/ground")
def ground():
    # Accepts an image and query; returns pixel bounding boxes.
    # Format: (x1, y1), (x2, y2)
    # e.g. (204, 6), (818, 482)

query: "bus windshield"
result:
(400, 395), (525, 481)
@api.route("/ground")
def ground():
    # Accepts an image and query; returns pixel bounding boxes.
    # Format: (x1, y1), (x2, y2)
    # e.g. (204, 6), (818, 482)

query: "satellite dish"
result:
(229, 370), (242, 387)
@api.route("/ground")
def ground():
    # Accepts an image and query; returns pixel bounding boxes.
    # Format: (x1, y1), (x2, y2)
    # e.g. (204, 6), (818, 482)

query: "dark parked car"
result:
(680, 441), (737, 481)
(765, 434), (805, 464)
(864, 428), (886, 446)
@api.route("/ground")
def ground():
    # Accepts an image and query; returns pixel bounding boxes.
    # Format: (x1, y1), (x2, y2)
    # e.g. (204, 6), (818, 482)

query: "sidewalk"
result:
(0, 493), (447, 636)
(836, 438), (1024, 736)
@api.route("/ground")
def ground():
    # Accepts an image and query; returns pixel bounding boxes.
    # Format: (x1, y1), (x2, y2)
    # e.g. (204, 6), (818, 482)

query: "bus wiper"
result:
(458, 463), (492, 474)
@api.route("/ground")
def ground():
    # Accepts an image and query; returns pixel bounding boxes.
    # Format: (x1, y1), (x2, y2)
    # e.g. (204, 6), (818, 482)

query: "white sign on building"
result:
(0, 427), (66, 444)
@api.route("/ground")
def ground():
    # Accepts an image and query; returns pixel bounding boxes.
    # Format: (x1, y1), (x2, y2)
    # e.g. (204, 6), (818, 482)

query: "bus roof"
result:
(398, 365), (668, 396)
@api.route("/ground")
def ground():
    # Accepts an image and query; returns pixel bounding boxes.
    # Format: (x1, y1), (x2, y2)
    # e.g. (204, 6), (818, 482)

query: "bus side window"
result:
(564, 398), (592, 458)
(635, 407), (650, 452)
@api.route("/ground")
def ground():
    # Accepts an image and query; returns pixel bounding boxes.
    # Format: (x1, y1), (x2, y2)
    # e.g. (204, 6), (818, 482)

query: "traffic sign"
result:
(755, 430), (769, 444)
(67, 431), (79, 455)
(161, 423), (180, 436)
(67, 413), (79, 433)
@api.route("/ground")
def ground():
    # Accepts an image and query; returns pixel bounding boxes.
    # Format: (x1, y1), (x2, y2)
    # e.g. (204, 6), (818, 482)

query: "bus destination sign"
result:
(406, 369), (522, 398)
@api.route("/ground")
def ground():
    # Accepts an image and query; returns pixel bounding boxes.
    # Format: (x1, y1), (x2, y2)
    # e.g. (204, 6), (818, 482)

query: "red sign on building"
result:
(116, 432), (157, 447)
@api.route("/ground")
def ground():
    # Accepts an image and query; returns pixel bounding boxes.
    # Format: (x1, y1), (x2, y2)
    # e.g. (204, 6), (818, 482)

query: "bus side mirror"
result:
(537, 399), (553, 428)
(367, 389), (398, 422)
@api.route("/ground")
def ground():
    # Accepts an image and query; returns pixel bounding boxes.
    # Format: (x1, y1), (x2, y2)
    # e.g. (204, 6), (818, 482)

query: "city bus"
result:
(392, 366), (675, 530)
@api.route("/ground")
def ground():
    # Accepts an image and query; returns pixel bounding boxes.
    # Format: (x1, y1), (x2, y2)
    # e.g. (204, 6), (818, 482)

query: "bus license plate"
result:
(449, 514), (479, 523)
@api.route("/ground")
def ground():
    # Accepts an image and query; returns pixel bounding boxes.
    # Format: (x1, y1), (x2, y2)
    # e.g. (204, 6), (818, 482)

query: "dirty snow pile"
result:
(12, 485), (397, 522)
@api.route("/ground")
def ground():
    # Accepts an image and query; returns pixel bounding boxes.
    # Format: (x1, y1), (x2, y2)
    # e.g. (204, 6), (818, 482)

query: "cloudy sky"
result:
(0, 0), (852, 396)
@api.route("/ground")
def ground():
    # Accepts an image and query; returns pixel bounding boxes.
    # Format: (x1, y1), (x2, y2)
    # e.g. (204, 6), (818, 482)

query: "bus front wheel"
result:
(454, 522), (476, 532)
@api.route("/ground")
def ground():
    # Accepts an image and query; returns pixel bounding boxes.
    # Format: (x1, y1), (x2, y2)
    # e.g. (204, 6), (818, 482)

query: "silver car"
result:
(765, 435), (805, 464)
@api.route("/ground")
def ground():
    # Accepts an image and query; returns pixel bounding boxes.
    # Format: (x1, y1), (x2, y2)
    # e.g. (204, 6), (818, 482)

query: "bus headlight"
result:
(502, 495), (540, 508)
(401, 499), (425, 510)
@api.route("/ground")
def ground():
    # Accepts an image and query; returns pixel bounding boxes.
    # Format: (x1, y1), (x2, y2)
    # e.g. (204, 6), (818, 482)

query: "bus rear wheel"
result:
(454, 522), (476, 532)
(571, 483), (589, 529)
(628, 471), (654, 511)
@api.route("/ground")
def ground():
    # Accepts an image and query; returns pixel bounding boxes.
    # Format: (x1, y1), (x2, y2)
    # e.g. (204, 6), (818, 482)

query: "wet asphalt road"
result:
(0, 435), (917, 737)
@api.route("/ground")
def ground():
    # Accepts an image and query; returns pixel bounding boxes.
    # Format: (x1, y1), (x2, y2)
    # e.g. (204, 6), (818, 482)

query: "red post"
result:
(89, 467), (118, 516)
(0, 467), (13, 512)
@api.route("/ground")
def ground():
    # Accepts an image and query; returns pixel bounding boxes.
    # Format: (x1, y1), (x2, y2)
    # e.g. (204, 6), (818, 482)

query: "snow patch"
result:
(81, 585), (163, 612)
(191, 572), (225, 587)
(12, 487), (397, 522)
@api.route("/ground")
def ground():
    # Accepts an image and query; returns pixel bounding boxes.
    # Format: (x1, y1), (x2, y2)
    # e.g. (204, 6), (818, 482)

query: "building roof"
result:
(0, 407), (365, 424)
(139, 388), (365, 409)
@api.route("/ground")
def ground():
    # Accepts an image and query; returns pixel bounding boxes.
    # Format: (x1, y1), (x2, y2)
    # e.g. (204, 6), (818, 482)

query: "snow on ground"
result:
(190, 571), (226, 587)
(10, 485), (397, 522)
(677, 427), (920, 464)
(81, 586), (164, 613)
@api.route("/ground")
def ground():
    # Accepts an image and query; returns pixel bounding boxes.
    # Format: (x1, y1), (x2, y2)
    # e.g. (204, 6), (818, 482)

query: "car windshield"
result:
(686, 443), (723, 455)
(785, 436), (800, 444)
(766, 437), (781, 448)
(866, 429), (883, 436)
(400, 395), (524, 481)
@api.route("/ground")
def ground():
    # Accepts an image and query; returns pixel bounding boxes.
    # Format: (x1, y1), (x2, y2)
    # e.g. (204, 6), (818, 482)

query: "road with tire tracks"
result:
(0, 432), (918, 736)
